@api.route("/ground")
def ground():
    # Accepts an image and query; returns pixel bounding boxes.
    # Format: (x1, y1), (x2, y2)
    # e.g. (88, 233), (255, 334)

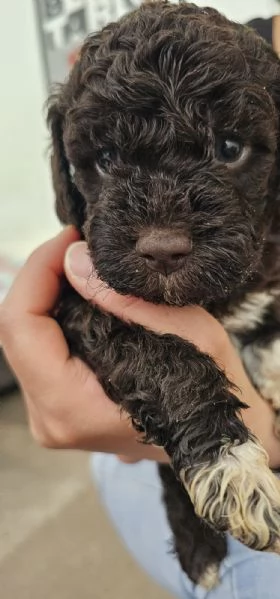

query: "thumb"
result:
(64, 240), (167, 327)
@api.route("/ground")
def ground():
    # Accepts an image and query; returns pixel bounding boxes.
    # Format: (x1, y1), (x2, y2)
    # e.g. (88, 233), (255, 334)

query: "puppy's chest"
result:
(219, 290), (280, 406)
(220, 290), (276, 341)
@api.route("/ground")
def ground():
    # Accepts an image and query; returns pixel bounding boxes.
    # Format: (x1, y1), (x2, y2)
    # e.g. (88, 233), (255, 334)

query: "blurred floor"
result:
(0, 393), (172, 599)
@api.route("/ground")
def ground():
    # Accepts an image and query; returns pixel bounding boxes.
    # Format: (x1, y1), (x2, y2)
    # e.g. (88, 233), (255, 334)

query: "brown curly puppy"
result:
(47, 1), (280, 589)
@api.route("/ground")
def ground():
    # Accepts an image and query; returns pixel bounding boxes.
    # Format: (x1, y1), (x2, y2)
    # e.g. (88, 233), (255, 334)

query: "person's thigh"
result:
(91, 454), (280, 599)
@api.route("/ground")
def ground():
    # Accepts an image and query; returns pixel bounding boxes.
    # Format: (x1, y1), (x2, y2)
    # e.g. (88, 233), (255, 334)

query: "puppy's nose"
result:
(136, 229), (191, 275)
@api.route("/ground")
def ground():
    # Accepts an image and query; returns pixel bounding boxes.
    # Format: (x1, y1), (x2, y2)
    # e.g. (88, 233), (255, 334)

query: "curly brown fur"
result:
(48, 1), (280, 588)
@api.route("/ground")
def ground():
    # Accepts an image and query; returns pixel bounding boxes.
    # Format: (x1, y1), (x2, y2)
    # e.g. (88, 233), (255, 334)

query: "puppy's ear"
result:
(47, 91), (86, 230)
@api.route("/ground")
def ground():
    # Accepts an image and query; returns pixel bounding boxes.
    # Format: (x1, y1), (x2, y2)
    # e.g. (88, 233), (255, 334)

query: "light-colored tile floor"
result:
(0, 393), (173, 599)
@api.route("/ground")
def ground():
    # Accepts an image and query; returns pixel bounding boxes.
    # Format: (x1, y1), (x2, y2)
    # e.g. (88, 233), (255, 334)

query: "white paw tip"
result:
(198, 564), (220, 590)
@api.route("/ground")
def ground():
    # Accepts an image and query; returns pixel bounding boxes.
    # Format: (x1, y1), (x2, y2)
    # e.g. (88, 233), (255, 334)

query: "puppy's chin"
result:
(94, 266), (238, 307)
(90, 235), (260, 306)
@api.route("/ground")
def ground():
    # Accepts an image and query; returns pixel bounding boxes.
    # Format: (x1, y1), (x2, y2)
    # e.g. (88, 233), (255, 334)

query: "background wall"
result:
(0, 0), (59, 262)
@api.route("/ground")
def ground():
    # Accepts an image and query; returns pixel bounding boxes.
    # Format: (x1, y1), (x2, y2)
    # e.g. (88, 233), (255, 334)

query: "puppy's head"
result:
(47, 1), (280, 306)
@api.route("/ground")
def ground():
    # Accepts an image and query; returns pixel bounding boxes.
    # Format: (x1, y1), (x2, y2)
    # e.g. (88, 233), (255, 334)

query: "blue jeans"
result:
(91, 454), (280, 599)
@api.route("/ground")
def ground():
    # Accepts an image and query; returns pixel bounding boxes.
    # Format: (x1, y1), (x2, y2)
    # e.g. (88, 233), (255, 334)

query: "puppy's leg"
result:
(158, 464), (227, 589)
(56, 288), (280, 575)
(181, 438), (280, 554)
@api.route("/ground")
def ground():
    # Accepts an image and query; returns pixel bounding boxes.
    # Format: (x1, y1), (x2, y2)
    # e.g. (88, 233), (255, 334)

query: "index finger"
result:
(0, 227), (80, 386)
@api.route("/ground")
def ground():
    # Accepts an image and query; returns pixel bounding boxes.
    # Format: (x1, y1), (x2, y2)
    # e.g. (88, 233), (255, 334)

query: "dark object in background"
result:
(0, 254), (20, 395)
(247, 17), (272, 45)
(43, 0), (64, 20)
(0, 349), (18, 395)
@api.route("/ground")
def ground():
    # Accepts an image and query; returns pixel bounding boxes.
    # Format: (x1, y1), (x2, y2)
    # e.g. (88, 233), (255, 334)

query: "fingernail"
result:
(65, 241), (93, 279)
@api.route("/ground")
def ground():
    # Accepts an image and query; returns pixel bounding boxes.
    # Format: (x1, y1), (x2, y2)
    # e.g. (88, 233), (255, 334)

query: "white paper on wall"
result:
(34, 0), (280, 85)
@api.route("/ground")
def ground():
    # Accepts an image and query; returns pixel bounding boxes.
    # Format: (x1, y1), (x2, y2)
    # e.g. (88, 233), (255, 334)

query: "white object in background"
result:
(0, 0), (60, 263)
(87, 0), (280, 29)
(194, 0), (279, 22)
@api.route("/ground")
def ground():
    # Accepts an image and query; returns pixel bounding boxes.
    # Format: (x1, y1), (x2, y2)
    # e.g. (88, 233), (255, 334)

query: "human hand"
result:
(1, 228), (280, 467)
(0, 227), (166, 461)
(64, 238), (280, 469)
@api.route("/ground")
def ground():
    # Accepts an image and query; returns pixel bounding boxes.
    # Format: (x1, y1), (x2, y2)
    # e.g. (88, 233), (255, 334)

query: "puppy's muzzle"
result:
(136, 228), (192, 275)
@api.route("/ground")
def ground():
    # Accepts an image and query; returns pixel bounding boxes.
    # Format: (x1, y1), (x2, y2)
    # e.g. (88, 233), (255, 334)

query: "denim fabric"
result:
(91, 454), (280, 599)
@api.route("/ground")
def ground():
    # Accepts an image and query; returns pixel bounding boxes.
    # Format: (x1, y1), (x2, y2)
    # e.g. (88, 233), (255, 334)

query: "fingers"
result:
(0, 229), (171, 463)
(64, 240), (149, 320)
(117, 455), (141, 464)
(0, 227), (80, 389)
(64, 240), (229, 358)
(117, 447), (170, 464)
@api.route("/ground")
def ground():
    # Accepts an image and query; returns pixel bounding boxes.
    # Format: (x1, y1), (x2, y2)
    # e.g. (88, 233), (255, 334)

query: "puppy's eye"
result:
(96, 148), (116, 175)
(216, 137), (249, 166)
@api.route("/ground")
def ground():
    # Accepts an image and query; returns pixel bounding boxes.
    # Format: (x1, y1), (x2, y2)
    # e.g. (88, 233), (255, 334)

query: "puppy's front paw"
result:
(197, 564), (220, 590)
(180, 438), (280, 552)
